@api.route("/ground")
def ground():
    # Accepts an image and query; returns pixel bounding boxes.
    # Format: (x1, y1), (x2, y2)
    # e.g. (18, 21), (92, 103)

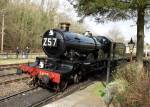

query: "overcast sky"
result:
(58, 0), (150, 44)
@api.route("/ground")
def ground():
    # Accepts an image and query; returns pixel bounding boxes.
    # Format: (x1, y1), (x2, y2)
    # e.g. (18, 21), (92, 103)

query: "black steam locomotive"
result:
(19, 23), (126, 91)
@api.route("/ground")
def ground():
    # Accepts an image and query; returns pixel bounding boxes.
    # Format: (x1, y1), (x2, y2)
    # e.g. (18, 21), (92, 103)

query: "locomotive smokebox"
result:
(60, 22), (70, 31)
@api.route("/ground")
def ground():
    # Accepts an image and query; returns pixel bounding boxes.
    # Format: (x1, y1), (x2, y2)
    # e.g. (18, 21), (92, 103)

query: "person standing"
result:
(16, 46), (20, 59)
(25, 46), (30, 59)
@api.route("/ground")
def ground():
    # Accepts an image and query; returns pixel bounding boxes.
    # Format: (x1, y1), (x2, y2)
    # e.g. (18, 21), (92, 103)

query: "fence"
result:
(0, 52), (46, 59)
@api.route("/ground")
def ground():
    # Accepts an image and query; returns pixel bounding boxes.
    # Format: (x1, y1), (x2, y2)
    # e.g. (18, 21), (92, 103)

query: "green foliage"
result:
(74, 0), (149, 17)
(90, 82), (105, 97)
(101, 79), (127, 106)
(74, 0), (136, 22)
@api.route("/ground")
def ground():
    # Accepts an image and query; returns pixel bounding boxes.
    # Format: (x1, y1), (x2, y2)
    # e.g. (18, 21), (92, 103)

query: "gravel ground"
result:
(0, 79), (30, 97)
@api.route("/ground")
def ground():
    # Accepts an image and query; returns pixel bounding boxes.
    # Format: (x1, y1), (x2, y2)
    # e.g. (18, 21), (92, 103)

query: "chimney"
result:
(60, 22), (70, 31)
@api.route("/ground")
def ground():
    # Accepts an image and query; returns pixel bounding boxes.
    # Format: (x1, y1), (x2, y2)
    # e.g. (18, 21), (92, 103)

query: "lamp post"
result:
(128, 38), (135, 62)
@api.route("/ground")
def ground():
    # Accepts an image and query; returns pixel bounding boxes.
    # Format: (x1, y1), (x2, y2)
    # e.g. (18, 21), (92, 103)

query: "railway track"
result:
(0, 62), (32, 71)
(0, 72), (17, 78)
(0, 78), (96, 107)
(0, 66), (30, 85)
(0, 87), (37, 102)
(0, 64), (20, 71)
(31, 79), (95, 107)
(0, 74), (29, 85)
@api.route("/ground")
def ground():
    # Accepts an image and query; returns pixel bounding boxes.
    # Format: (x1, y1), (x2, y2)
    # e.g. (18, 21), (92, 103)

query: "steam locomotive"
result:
(19, 22), (126, 91)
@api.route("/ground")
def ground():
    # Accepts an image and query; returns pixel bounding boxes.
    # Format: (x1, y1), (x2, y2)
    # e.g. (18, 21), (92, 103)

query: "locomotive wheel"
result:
(59, 80), (68, 92)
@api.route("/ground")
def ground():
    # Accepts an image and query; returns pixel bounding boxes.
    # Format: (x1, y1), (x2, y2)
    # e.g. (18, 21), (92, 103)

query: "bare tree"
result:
(0, 0), (87, 51)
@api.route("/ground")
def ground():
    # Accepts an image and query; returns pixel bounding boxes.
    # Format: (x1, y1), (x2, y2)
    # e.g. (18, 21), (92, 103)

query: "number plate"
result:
(43, 37), (57, 47)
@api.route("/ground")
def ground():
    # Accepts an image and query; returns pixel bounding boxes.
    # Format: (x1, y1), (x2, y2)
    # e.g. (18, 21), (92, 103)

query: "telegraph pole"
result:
(0, 9), (6, 53)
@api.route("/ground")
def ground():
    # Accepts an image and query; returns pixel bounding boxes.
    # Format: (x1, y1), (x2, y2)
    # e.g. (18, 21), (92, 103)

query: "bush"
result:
(102, 79), (127, 107)
(112, 62), (150, 107)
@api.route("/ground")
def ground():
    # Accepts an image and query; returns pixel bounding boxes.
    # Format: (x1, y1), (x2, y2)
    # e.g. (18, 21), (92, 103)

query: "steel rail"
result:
(0, 63), (32, 70)
(0, 73), (17, 78)
(0, 76), (29, 85)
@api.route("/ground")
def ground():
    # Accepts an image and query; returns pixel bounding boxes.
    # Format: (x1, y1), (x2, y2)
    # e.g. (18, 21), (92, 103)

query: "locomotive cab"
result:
(95, 36), (126, 71)
(95, 36), (126, 61)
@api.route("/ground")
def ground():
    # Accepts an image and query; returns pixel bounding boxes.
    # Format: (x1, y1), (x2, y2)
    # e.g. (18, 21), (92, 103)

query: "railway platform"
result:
(43, 82), (110, 107)
(0, 59), (35, 65)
